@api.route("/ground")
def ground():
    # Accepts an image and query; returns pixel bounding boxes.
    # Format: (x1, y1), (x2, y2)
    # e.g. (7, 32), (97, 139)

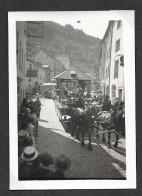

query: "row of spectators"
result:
(19, 146), (71, 180)
(18, 97), (71, 180)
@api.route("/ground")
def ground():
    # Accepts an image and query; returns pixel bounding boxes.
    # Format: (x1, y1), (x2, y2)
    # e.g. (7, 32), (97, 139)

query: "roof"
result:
(54, 66), (95, 81)
(26, 58), (42, 66)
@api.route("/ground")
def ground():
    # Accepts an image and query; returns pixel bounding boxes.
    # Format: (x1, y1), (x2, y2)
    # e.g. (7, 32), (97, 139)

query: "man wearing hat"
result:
(102, 94), (111, 111)
(35, 152), (54, 180)
(18, 129), (30, 153)
(48, 154), (71, 179)
(19, 146), (39, 180)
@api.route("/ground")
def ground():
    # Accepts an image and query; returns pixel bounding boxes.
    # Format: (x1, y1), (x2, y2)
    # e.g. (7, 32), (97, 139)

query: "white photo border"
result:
(9, 10), (136, 190)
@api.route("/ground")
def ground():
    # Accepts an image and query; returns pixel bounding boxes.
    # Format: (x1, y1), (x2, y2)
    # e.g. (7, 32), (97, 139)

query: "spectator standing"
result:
(35, 152), (54, 180)
(48, 154), (71, 179)
(19, 146), (39, 180)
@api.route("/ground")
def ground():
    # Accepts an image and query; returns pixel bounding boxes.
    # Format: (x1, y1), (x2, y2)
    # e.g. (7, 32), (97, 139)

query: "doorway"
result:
(119, 89), (122, 101)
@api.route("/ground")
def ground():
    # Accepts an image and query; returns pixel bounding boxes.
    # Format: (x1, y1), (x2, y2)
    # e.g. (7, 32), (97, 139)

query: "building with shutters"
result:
(99, 20), (124, 104)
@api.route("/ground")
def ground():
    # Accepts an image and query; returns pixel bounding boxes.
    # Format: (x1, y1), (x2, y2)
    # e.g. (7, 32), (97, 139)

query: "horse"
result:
(71, 106), (98, 151)
(96, 106), (125, 148)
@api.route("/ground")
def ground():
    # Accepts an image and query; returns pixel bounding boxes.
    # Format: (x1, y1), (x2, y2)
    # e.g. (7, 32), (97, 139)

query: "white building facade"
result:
(99, 20), (124, 104)
(109, 21), (124, 104)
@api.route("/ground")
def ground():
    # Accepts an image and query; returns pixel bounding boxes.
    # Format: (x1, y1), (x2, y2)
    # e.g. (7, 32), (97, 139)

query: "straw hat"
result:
(21, 146), (38, 162)
(18, 129), (29, 139)
(54, 155), (71, 172)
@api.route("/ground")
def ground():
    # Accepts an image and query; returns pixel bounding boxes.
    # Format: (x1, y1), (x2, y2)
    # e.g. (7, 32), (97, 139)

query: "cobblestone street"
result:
(36, 98), (126, 179)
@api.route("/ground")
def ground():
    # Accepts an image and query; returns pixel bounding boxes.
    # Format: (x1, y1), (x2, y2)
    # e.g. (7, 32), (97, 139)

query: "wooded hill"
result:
(26, 21), (102, 77)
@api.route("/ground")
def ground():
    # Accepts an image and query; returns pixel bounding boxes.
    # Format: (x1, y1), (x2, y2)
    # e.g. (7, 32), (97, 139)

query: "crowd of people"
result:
(18, 96), (71, 180)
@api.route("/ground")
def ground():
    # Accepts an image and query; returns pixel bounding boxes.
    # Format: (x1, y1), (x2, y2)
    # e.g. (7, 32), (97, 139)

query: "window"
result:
(102, 69), (104, 79)
(112, 84), (116, 98)
(24, 54), (25, 74)
(109, 47), (111, 59)
(117, 21), (121, 29)
(21, 48), (23, 72)
(19, 42), (21, 69)
(108, 66), (109, 76)
(29, 63), (32, 69)
(115, 39), (120, 52)
(23, 90), (24, 99)
(106, 68), (107, 78)
(106, 86), (109, 95)
(21, 89), (23, 102)
(114, 60), (119, 78)
(119, 89), (122, 101)
(16, 31), (19, 63)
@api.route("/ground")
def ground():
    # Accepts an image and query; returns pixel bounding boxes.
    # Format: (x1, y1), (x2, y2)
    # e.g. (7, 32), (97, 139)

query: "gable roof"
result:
(54, 66), (95, 81)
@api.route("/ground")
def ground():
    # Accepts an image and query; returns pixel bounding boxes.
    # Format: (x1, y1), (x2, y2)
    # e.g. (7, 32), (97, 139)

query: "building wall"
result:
(99, 22), (113, 96)
(109, 21), (124, 104)
(16, 21), (26, 112)
(34, 50), (54, 82)
(54, 54), (70, 69)
(25, 60), (46, 95)
(37, 67), (46, 85)
(54, 60), (66, 77)
(25, 60), (35, 94)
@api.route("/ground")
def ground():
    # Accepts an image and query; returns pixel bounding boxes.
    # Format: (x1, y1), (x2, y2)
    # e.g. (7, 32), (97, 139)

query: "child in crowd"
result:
(31, 108), (38, 137)
(48, 154), (71, 179)
(35, 152), (54, 180)
(26, 117), (36, 146)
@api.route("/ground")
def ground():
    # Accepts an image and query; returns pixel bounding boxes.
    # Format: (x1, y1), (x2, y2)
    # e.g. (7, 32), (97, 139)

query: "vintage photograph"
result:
(17, 19), (126, 180)
(9, 11), (135, 189)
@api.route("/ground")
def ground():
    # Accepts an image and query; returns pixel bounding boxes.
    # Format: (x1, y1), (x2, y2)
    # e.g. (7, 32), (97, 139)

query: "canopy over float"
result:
(40, 83), (57, 96)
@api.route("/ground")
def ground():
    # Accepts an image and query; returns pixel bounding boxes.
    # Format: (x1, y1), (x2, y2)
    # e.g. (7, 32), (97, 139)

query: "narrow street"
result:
(36, 98), (126, 179)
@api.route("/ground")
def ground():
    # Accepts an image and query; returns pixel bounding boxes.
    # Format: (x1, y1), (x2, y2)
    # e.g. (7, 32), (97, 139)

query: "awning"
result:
(40, 83), (57, 86)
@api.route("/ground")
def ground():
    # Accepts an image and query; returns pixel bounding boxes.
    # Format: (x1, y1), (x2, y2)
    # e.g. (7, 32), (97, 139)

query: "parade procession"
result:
(17, 20), (126, 180)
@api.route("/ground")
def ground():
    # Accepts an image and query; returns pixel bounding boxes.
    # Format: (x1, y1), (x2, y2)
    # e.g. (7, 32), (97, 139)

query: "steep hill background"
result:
(26, 21), (102, 77)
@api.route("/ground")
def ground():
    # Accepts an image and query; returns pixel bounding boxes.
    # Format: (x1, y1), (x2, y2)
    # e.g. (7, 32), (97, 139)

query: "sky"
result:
(52, 20), (109, 39)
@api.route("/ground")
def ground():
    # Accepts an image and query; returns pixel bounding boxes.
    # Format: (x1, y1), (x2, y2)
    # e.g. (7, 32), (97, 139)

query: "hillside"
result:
(26, 21), (102, 77)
